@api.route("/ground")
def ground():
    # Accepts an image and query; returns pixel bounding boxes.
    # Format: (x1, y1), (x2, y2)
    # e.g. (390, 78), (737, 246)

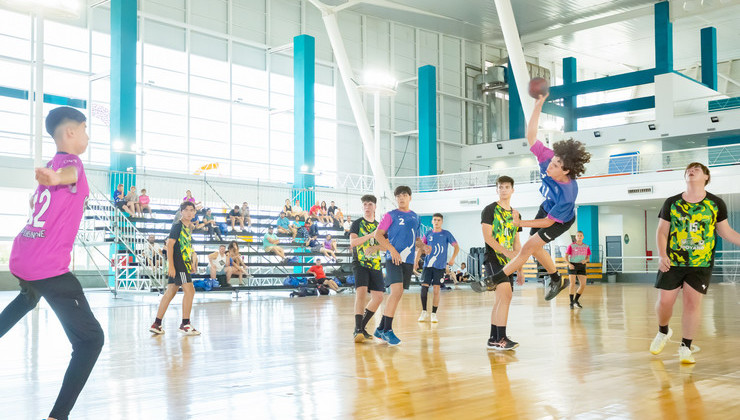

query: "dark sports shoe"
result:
(573, 301), (583, 309)
(496, 337), (519, 351)
(471, 280), (485, 293)
(361, 329), (373, 340)
(354, 329), (365, 343)
(569, 302), (575, 310)
(544, 275), (569, 301)
(487, 337), (502, 350)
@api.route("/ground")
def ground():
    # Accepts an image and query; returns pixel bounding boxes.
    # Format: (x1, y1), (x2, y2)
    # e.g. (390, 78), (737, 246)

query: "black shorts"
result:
(385, 261), (413, 288)
(483, 259), (514, 287)
(353, 265), (384, 292)
(421, 267), (446, 286)
(655, 266), (712, 295)
(530, 204), (575, 244)
(568, 263), (587, 276)
(168, 271), (193, 286)
(115, 201), (126, 210)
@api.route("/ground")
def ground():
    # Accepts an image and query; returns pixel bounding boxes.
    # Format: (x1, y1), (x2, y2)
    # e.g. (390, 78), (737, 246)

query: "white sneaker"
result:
(179, 324), (201, 336)
(418, 310), (428, 322)
(430, 313), (438, 323)
(650, 328), (673, 355)
(678, 344), (695, 364)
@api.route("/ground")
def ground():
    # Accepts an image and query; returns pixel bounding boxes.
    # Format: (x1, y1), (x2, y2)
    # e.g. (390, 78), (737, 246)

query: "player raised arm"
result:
(526, 94), (548, 148)
(35, 166), (78, 186)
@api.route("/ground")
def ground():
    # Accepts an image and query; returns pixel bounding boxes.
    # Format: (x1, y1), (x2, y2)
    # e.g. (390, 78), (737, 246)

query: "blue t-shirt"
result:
(531, 140), (579, 223)
(276, 217), (290, 229)
(422, 229), (457, 269)
(113, 190), (124, 203)
(378, 209), (421, 264)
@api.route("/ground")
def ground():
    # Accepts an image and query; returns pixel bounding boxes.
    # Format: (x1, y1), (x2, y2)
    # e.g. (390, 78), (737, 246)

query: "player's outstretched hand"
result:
(35, 167), (61, 186)
(424, 245), (432, 254)
(535, 93), (549, 107)
(658, 256), (671, 273)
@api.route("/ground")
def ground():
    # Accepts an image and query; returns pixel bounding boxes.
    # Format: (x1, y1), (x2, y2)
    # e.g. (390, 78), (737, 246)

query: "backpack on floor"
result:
(218, 222), (228, 236)
(317, 285), (330, 295)
(283, 276), (300, 287)
(345, 275), (355, 285)
(193, 279), (212, 291)
(290, 286), (318, 297)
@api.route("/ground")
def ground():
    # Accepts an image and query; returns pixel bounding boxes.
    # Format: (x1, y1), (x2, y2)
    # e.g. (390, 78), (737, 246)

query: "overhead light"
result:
(300, 164), (308, 172)
(2, 0), (82, 18)
(112, 140), (124, 151)
(648, 123), (656, 130)
(357, 70), (398, 96)
(710, 116), (719, 123)
(496, 143), (503, 150)
(593, 131), (601, 138)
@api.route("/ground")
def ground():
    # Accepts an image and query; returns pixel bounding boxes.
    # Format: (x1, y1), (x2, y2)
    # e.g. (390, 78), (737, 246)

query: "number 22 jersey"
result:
(10, 152), (89, 281)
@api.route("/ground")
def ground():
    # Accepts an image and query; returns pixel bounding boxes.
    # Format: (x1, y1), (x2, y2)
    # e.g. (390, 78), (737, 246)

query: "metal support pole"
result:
(493, 0), (534, 125)
(307, 2), (394, 210)
(373, 91), (382, 199)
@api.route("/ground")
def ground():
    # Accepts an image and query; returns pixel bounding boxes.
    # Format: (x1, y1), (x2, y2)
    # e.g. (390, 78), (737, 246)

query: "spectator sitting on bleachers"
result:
(455, 262), (470, 283)
(114, 183), (135, 215)
(322, 234), (338, 262)
(343, 215), (351, 237)
(293, 199), (308, 221)
(142, 234), (164, 274)
(201, 208), (222, 241)
(228, 205), (245, 232)
(227, 241), (248, 284)
(139, 188), (152, 215)
(263, 226), (288, 261)
(307, 259), (340, 292)
(276, 211), (297, 241)
(309, 200), (321, 220)
(327, 201), (341, 225)
(240, 202), (252, 228)
(183, 190), (203, 211)
(318, 201), (333, 225)
(208, 245), (233, 287)
(298, 218), (320, 245)
(125, 186), (143, 217)
(283, 199), (295, 218)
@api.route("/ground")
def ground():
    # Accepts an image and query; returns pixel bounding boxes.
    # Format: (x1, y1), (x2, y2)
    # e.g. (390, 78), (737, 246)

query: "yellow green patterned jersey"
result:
(481, 202), (522, 266)
(659, 192), (727, 268)
(350, 217), (382, 271)
(168, 221), (194, 272)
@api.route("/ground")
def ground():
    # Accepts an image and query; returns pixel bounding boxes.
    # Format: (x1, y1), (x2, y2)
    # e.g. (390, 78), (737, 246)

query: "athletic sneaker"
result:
(418, 310), (429, 322)
(430, 313), (438, 323)
(495, 337), (519, 351)
(384, 330), (401, 346)
(374, 328), (386, 342)
(573, 301), (583, 309)
(353, 329), (365, 343)
(486, 337), (501, 350)
(470, 280), (485, 293)
(361, 329), (373, 340)
(544, 275), (569, 301)
(149, 324), (164, 335)
(179, 324), (201, 336)
(678, 344), (695, 364)
(649, 328), (673, 355)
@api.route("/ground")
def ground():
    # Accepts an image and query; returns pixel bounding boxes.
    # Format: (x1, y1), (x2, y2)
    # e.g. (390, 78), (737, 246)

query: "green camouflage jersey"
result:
(168, 221), (194, 273)
(659, 192), (727, 268)
(350, 217), (382, 271)
(481, 202), (522, 266)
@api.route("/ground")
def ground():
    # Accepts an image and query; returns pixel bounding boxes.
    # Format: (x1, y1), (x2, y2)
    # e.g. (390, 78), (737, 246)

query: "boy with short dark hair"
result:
(374, 185), (424, 346)
(149, 201), (201, 336)
(1, 106), (104, 420)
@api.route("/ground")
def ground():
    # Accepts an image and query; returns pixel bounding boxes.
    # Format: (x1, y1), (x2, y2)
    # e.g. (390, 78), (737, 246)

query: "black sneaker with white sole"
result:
(544, 274), (569, 301)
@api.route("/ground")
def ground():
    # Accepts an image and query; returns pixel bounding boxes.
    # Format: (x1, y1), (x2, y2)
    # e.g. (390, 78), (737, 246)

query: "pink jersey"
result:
(139, 195), (150, 205)
(10, 153), (89, 281)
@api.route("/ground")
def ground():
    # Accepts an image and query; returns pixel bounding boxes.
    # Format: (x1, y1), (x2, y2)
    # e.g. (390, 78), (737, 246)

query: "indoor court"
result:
(2, 283), (739, 419)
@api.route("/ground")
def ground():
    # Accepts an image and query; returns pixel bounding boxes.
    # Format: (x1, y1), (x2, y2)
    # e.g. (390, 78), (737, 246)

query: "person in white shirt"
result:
(208, 245), (232, 286)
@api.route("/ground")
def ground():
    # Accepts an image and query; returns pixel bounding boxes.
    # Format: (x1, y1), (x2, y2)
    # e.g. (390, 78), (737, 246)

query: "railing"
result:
(387, 143), (740, 193)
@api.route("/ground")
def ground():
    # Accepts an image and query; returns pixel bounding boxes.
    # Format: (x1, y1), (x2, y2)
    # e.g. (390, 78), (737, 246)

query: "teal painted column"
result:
(507, 61), (525, 140)
(701, 27), (717, 90)
(654, 1), (673, 73)
(577, 205), (599, 263)
(563, 57), (577, 132)
(293, 34), (315, 207)
(110, 0), (137, 185)
(418, 65), (437, 181)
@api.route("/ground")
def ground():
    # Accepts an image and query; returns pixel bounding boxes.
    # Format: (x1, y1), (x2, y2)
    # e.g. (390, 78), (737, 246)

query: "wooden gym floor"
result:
(1, 282), (739, 419)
